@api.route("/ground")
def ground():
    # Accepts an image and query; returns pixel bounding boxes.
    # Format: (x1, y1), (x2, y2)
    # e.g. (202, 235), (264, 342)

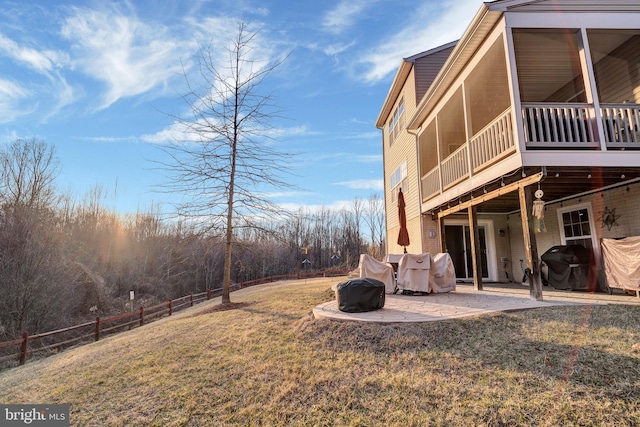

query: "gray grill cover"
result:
(541, 245), (593, 290)
(335, 278), (385, 313)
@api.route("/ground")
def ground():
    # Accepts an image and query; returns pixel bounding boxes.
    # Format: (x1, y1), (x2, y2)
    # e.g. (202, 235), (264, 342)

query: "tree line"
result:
(0, 139), (385, 341)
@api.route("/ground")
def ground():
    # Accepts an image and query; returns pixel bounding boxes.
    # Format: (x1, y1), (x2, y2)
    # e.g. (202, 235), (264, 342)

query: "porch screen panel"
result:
(513, 29), (586, 103)
(588, 30), (640, 104)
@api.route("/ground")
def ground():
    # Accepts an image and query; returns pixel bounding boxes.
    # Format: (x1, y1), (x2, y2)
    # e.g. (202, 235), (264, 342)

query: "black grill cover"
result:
(541, 245), (593, 290)
(335, 278), (385, 313)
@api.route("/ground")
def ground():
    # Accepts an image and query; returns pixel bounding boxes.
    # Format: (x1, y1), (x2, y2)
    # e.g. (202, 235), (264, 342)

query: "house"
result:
(376, 0), (640, 299)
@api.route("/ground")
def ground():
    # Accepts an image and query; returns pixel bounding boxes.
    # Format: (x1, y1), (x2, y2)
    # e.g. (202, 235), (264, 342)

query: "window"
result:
(390, 161), (407, 202)
(388, 98), (405, 146)
(557, 204), (596, 251)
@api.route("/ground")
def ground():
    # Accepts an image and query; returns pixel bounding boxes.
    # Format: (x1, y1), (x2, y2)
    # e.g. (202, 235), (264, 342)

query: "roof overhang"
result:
(375, 60), (413, 129)
(407, 2), (502, 131)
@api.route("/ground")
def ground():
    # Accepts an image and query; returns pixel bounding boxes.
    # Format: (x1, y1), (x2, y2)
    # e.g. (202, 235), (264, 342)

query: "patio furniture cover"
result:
(358, 254), (395, 293)
(397, 253), (431, 293)
(601, 236), (640, 291)
(335, 278), (385, 313)
(430, 253), (456, 293)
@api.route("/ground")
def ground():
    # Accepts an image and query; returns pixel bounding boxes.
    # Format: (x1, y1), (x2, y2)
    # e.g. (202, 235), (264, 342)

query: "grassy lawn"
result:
(1, 277), (639, 426)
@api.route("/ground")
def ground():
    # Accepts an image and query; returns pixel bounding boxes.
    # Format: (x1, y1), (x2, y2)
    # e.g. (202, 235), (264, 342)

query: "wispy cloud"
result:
(0, 33), (62, 73)
(61, 5), (190, 110)
(141, 121), (316, 145)
(322, 0), (376, 35)
(354, 154), (382, 163)
(334, 179), (383, 190)
(355, 0), (482, 83)
(0, 78), (32, 123)
(0, 32), (75, 120)
(323, 41), (356, 57)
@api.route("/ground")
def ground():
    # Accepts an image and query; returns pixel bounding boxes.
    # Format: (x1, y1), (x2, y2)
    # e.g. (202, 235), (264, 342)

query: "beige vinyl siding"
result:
(384, 68), (422, 255)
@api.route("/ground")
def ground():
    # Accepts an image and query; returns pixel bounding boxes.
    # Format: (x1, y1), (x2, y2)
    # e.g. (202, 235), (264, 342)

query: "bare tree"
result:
(0, 139), (64, 336)
(0, 138), (60, 209)
(364, 193), (386, 258)
(157, 21), (293, 304)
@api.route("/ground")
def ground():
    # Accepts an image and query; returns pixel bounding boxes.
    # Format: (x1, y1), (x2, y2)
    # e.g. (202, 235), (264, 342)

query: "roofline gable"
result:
(404, 40), (459, 64)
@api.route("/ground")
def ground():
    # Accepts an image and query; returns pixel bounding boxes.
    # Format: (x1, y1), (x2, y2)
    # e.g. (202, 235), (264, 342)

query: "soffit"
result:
(408, 0), (640, 131)
(375, 42), (460, 129)
(407, 4), (500, 131)
(429, 166), (640, 215)
(488, 0), (640, 13)
(375, 61), (412, 129)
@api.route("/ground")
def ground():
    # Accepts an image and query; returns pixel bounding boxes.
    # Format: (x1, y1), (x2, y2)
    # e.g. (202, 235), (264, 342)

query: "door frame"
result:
(444, 218), (498, 282)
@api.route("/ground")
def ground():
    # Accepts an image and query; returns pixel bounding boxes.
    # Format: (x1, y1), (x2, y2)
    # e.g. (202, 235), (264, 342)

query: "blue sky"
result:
(0, 0), (484, 215)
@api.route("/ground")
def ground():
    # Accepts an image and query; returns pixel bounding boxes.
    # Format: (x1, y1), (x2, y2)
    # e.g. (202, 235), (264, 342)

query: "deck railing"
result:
(601, 104), (640, 148)
(421, 166), (440, 201)
(522, 103), (597, 148)
(470, 108), (515, 172)
(441, 144), (468, 189)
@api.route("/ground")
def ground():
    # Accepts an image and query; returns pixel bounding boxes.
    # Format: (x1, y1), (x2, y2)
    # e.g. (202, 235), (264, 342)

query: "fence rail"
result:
(0, 269), (349, 369)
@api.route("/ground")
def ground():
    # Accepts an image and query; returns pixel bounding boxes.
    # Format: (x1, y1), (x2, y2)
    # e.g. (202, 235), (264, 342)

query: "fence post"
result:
(19, 331), (29, 366)
(139, 306), (145, 326)
(190, 293), (194, 307)
(95, 317), (101, 341)
(169, 300), (173, 316)
(207, 289), (211, 300)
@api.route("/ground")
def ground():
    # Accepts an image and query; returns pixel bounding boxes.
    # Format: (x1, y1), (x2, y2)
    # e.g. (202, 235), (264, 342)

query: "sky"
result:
(0, 0), (485, 216)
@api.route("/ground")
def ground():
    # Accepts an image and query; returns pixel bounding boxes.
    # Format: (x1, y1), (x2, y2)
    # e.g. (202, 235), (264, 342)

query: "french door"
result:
(444, 225), (489, 280)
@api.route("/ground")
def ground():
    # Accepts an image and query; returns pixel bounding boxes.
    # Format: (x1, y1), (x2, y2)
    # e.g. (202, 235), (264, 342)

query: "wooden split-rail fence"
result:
(0, 270), (350, 369)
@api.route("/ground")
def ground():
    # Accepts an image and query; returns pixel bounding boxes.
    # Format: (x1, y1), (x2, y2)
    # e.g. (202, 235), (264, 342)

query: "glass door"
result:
(445, 225), (489, 280)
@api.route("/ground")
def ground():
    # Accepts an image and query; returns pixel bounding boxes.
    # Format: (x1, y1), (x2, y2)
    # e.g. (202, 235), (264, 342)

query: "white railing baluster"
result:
(600, 104), (640, 148)
(468, 108), (515, 173)
(421, 167), (440, 201)
(521, 103), (597, 147)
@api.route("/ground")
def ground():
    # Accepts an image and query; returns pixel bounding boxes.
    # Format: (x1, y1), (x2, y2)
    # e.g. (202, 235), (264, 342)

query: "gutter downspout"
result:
(376, 124), (390, 256)
(407, 127), (423, 253)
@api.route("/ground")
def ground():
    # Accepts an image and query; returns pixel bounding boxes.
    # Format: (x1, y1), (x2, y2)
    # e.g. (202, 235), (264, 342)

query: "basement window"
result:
(557, 203), (596, 251)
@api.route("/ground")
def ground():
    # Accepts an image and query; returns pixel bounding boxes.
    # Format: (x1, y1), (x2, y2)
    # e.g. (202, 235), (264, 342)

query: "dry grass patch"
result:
(1, 277), (639, 426)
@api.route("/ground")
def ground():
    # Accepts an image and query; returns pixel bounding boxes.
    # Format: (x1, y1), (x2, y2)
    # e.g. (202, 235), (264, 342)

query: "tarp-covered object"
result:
(397, 253), (431, 293)
(541, 245), (594, 290)
(358, 254), (395, 293)
(335, 278), (385, 313)
(430, 253), (456, 293)
(602, 236), (640, 291)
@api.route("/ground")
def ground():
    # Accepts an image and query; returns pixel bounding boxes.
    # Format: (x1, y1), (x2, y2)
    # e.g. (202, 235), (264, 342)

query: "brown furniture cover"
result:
(430, 253), (456, 293)
(397, 253), (431, 293)
(358, 254), (395, 294)
(601, 237), (640, 291)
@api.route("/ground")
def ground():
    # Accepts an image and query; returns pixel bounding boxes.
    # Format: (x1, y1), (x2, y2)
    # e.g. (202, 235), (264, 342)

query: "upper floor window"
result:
(390, 160), (407, 202)
(388, 98), (405, 146)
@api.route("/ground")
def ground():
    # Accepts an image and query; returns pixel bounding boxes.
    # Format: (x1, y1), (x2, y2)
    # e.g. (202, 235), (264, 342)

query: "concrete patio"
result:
(313, 282), (640, 323)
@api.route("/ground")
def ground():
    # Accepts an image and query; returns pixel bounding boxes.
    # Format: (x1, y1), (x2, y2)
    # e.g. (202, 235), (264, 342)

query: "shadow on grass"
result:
(296, 304), (640, 399)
